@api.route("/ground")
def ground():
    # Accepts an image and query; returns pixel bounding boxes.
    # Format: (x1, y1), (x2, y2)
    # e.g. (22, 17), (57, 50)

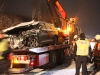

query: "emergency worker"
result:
(73, 33), (92, 75)
(72, 35), (78, 52)
(72, 35), (78, 47)
(92, 34), (100, 71)
(71, 35), (78, 59)
(0, 32), (11, 74)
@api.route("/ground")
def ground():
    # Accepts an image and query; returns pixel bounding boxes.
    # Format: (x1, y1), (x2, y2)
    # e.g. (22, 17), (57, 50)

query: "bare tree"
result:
(0, 0), (6, 13)
(0, 13), (23, 30)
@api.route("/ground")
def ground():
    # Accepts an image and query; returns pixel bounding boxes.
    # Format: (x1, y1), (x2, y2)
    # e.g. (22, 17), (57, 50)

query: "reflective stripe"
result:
(76, 39), (90, 56)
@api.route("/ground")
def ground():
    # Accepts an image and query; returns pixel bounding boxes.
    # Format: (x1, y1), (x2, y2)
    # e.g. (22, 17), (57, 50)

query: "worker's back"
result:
(0, 32), (11, 74)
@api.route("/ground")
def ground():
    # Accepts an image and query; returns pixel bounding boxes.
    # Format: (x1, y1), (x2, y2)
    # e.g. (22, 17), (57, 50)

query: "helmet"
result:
(95, 34), (100, 40)
(74, 35), (78, 39)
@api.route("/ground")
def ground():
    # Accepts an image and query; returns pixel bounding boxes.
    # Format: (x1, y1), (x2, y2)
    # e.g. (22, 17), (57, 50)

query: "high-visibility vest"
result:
(93, 41), (100, 56)
(76, 39), (90, 56)
(0, 39), (8, 59)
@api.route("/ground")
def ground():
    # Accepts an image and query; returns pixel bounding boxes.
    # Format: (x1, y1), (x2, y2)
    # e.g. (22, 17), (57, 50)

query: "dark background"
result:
(0, 0), (100, 38)
(59, 0), (100, 38)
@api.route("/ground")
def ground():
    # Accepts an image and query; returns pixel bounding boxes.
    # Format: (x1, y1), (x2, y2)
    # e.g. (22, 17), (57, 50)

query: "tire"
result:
(57, 49), (65, 65)
(28, 37), (39, 48)
(49, 51), (58, 68)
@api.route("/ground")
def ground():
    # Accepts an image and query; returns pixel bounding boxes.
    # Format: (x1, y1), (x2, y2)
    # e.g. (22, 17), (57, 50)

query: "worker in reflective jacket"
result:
(73, 33), (92, 75)
(0, 32), (11, 74)
(92, 34), (100, 71)
(72, 35), (78, 46)
(71, 35), (78, 59)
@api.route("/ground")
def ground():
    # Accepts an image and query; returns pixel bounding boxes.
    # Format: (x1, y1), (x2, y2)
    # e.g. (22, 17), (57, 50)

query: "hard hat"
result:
(95, 34), (100, 40)
(74, 35), (78, 39)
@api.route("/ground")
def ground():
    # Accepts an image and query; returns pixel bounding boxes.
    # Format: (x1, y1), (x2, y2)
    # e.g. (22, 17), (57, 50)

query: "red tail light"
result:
(19, 56), (28, 60)
(8, 53), (14, 60)
(29, 58), (34, 66)
(24, 56), (28, 60)
(29, 61), (34, 66)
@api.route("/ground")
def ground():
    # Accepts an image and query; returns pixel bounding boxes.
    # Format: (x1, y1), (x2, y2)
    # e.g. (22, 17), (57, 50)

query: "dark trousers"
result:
(0, 59), (11, 74)
(75, 56), (88, 75)
(94, 56), (100, 70)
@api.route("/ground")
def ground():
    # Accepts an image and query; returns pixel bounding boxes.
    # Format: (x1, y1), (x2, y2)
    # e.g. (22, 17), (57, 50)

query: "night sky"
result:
(0, 0), (100, 38)
(59, 0), (100, 38)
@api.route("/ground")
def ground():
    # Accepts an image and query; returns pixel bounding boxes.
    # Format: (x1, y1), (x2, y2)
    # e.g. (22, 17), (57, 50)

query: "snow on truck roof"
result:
(2, 20), (39, 33)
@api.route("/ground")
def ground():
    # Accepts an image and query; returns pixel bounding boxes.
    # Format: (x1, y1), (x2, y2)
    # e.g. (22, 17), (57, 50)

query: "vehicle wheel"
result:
(57, 49), (65, 65)
(53, 36), (58, 45)
(49, 51), (58, 68)
(28, 37), (39, 48)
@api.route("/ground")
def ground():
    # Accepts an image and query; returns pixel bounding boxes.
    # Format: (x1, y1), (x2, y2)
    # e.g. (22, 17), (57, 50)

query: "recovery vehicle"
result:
(45, 0), (82, 44)
(9, 44), (70, 73)
(2, 0), (81, 73)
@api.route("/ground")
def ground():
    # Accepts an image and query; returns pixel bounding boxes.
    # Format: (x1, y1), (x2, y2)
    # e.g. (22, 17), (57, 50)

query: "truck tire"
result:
(49, 51), (58, 68)
(57, 49), (65, 65)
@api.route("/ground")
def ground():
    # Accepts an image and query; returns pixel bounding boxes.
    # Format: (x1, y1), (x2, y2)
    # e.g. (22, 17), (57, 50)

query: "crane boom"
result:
(54, 0), (67, 30)
(46, 0), (67, 30)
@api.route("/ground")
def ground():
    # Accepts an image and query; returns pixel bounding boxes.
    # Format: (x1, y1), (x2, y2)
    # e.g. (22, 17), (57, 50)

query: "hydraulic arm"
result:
(46, 0), (67, 30)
